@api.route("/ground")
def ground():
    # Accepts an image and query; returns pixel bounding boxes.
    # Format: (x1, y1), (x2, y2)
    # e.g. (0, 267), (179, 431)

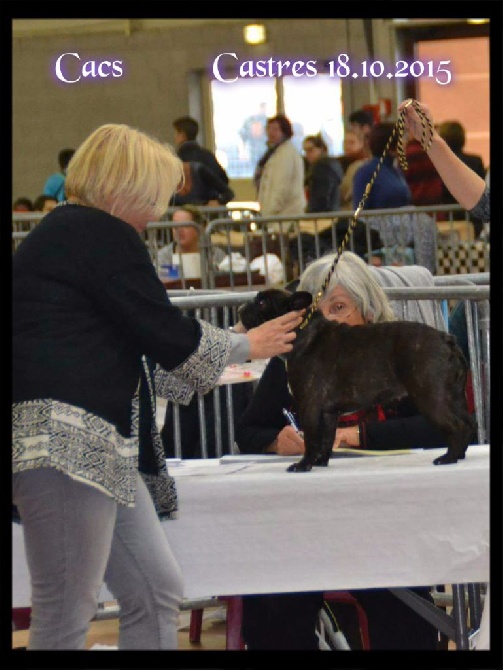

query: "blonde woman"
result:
(12, 124), (303, 649)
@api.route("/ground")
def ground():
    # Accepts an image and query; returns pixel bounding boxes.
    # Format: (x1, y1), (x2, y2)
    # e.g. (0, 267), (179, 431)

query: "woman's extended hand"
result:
(246, 310), (304, 359)
(398, 99), (436, 147)
(275, 425), (305, 455)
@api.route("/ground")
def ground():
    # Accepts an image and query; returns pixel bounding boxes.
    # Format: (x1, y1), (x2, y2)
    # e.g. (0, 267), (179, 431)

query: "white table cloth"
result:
(13, 445), (489, 606)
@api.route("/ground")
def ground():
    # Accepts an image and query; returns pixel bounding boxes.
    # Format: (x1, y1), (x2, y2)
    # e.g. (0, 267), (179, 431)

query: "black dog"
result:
(239, 289), (475, 471)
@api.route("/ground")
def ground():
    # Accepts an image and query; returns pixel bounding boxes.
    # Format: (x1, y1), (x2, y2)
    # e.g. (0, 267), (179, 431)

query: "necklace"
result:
(299, 99), (433, 329)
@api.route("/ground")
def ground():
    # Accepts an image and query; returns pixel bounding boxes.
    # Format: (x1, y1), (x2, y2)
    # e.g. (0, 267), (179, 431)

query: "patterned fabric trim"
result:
(140, 471), (178, 520)
(155, 320), (231, 404)
(12, 397), (139, 507)
(140, 356), (178, 519)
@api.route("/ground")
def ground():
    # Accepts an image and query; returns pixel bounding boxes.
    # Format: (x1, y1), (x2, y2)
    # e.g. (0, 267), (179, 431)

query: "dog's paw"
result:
(433, 452), (459, 465)
(287, 460), (313, 473)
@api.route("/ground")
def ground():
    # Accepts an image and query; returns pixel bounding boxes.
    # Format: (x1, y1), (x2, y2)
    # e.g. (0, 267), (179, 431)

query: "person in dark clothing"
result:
(235, 251), (443, 650)
(302, 133), (344, 213)
(294, 133), (382, 267)
(352, 123), (412, 210)
(173, 115), (229, 184)
(170, 160), (234, 207)
(42, 147), (75, 202)
(404, 139), (444, 207)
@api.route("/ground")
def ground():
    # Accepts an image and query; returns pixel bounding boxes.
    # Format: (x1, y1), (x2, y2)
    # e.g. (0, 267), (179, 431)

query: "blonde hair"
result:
(65, 124), (183, 222)
(297, 251), (395, 323)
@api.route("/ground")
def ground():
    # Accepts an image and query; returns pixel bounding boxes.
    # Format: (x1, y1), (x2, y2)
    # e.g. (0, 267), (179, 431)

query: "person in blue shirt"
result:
(42, 148), (75, 202)
(352, 123), (412, 210)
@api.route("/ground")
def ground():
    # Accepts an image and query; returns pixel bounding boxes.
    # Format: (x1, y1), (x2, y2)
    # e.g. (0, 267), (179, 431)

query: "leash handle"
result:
(299, 99), (433, 329)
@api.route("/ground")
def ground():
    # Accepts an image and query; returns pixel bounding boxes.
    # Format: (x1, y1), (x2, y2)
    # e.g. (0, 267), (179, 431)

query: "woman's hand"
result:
(332, 425), (360, 451)
(273, 425), (305, 455)
(246, 310), (304, 359)
(398, 99), (436, 147)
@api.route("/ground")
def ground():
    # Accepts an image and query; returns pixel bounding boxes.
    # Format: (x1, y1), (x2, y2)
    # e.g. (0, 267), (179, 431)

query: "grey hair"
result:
(297, 251), (395, 323)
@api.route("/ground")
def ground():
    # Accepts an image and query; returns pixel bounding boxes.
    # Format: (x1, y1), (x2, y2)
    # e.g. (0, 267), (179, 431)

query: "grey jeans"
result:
(13, 467), (184, 649)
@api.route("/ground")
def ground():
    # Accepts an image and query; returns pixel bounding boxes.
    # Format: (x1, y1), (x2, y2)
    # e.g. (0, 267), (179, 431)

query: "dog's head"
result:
(238, 288), (313, 330)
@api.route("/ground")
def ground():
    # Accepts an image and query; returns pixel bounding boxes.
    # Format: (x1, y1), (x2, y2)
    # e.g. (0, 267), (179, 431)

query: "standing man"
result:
(172, 116), (229, 184)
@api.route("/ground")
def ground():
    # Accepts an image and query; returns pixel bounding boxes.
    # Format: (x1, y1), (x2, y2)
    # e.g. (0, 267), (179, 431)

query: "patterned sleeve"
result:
(154, 320), (232, 404)
(469, 187), (490, 222)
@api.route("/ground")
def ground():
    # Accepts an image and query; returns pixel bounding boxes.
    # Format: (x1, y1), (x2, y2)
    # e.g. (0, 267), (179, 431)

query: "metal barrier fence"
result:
(202, 205), (488, 284)
(163, 283), (490, 459)
(13, 204), (489, 280)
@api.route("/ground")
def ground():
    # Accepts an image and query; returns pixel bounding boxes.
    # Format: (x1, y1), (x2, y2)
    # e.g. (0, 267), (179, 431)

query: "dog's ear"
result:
(290, 291), (313, 311)
(285, 279), (300, 294)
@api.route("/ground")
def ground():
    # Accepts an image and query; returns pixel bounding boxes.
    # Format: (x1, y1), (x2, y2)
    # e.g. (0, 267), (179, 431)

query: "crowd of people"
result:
(14, 107), (489, 254)
(12, 99), (490, 652)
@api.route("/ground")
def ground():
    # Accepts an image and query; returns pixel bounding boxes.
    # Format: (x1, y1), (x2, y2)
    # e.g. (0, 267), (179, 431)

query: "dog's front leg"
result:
(287, 415), (323, 473)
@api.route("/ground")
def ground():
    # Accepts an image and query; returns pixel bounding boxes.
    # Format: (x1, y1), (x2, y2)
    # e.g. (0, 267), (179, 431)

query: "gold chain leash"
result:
(299, 99), (433, 329)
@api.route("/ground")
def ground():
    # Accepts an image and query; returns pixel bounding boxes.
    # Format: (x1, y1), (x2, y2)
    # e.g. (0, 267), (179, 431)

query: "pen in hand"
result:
(282, 408), (303, 437)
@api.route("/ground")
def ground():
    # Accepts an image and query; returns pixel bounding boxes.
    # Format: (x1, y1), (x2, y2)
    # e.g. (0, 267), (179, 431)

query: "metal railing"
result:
(13, 205), (488, 281)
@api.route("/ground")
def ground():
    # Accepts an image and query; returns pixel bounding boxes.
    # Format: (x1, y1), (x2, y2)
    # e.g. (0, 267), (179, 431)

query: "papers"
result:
(220, 448), (415, 464)
(331, 447), (414, 458)
(218, 359), (268, 385)
(220, 454), (298, 464)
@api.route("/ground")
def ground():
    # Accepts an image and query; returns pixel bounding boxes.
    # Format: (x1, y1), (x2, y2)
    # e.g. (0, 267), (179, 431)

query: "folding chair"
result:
(189, 591), (371, 650)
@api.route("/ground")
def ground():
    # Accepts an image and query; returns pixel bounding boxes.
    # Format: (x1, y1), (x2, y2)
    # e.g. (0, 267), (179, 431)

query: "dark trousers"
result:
(241, 588), (438, 651)
(242, 592), (324, 650)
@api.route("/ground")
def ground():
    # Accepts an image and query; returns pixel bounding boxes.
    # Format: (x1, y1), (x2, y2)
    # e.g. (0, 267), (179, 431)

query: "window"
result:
(282, 73), (344, 157)
(211, 78), (276, 179)
(211, 74), (344, 179)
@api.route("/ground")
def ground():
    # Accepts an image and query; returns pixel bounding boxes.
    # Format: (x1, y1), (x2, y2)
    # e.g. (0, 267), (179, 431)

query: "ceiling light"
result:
(244, 24), (267, 45)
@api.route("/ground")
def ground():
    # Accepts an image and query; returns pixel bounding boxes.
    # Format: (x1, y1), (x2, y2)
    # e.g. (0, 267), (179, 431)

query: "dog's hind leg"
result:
(406, 361), (472, 464)
(312, 411), (340, 467)
(432, 409), (475, 465)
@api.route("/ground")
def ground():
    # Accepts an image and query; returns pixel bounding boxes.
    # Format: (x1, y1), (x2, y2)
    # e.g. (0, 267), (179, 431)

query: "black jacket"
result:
(177, 140), (229, 184)
(13, 204), (202, 435)
(170, 161), (234, 206)
(305, 156), (344, 213)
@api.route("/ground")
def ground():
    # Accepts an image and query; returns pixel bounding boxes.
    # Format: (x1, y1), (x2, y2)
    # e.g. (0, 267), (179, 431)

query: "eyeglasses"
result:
(320, 300), (359, 320)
